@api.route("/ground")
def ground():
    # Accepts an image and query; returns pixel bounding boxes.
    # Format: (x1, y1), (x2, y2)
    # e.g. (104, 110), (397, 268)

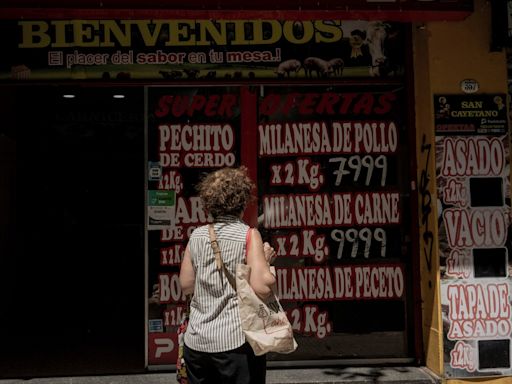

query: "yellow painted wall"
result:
(413, 0), (508, 382)
(426, 0), (506, 94)
(413, 19), (444, 376)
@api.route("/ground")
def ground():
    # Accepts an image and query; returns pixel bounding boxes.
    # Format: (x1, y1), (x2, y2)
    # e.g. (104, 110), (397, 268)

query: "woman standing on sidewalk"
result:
(179, 166), (276, 384)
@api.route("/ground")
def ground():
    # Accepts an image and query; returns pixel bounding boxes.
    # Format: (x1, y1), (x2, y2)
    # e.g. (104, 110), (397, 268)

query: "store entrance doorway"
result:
(0, 86), (145, 378)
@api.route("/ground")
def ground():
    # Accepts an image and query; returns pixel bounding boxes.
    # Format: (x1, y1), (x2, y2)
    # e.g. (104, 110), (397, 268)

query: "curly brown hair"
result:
(197, 167), (255, 219)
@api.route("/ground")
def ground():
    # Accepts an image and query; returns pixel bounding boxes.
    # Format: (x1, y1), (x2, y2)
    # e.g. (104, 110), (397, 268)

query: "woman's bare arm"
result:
(246, 228), (276, 298)
(179, 245), (195, 296)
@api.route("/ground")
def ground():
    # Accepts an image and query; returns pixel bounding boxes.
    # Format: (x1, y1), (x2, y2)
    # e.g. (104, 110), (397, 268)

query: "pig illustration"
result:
(275, 59), (302, 78)
(303, 57), (333, 78)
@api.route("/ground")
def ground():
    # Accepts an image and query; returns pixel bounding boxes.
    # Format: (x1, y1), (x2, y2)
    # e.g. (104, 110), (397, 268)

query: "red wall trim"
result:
(0, 8), (471, 21)
(241, 86), (259, 228)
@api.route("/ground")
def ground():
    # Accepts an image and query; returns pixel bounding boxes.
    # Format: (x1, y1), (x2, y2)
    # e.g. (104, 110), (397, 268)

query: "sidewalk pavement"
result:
(0, 367), (440, 384)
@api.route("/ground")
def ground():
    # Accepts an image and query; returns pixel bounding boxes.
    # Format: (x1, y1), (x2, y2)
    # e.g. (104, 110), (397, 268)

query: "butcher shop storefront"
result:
(147, 80), (414, 366)
(0, 0), (479, 380)
(138, 18), (417, 367)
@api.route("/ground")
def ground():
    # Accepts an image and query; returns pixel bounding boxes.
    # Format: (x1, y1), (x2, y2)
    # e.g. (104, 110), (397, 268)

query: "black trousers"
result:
(183, 343), (266, 384)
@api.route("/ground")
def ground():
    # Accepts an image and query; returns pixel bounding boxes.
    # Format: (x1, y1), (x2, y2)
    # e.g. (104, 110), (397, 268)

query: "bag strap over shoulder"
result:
(208, 224), (237, 291)
(245, 227), (252, 260)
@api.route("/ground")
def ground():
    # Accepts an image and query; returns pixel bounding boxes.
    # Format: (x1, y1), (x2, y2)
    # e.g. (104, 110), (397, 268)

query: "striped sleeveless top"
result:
(184, 217), (249, 353)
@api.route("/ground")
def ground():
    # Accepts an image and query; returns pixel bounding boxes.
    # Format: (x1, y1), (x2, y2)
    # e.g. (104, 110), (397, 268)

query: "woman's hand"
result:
(263, 242), (276, 264)
(246, 229), (276, 298)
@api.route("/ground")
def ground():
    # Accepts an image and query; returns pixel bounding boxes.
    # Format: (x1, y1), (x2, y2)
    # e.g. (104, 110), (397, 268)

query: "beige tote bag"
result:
(235, 263), (298, 355)
(209, 224), (298, 356)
